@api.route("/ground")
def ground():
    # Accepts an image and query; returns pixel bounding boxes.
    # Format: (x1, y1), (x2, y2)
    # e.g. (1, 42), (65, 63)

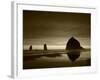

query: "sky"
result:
(23, 10), (91, 49)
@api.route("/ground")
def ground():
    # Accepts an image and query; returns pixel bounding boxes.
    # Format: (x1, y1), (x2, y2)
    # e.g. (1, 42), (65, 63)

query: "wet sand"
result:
(23, 49), (90, 69)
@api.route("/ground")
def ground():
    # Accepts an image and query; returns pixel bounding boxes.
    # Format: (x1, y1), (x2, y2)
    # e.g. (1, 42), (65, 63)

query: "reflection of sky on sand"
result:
(35, 51), (90, 62)
(37, 54), (69, 62)
(23, 50), (90, 69)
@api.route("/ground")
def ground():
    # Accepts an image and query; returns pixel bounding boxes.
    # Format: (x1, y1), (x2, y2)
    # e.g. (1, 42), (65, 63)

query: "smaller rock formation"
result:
(44, 43), (47, 51)
(66, 37), (83, 50)
(29, 45), (32, 51)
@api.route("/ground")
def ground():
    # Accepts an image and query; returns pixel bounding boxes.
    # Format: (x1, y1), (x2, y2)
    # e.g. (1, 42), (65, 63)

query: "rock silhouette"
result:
(67, 51), (80, 62)
(44, 43), (47, 51)
(29, 45), (32, 51)
(66, 37), (83, 50)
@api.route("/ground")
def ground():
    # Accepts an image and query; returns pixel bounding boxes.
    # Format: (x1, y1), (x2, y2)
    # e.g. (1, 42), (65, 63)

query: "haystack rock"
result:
(44, 43), (47, 51)
(66, 37), (83, 50)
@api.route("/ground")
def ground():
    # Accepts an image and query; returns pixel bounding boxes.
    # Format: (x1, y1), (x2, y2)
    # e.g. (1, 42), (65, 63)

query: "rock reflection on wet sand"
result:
(23, 49), (90, 69)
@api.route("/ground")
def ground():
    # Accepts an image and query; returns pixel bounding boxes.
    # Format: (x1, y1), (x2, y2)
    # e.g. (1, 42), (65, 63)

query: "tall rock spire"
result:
(44, 43), (47, 51)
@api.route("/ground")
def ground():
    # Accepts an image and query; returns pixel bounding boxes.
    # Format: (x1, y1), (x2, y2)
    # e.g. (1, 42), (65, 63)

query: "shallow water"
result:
(23, 49), (90, 69)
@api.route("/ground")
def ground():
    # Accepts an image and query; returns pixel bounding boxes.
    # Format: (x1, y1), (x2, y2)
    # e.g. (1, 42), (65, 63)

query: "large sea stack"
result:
(44, 43), (47, 51)
(66, 37), (83, 50)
